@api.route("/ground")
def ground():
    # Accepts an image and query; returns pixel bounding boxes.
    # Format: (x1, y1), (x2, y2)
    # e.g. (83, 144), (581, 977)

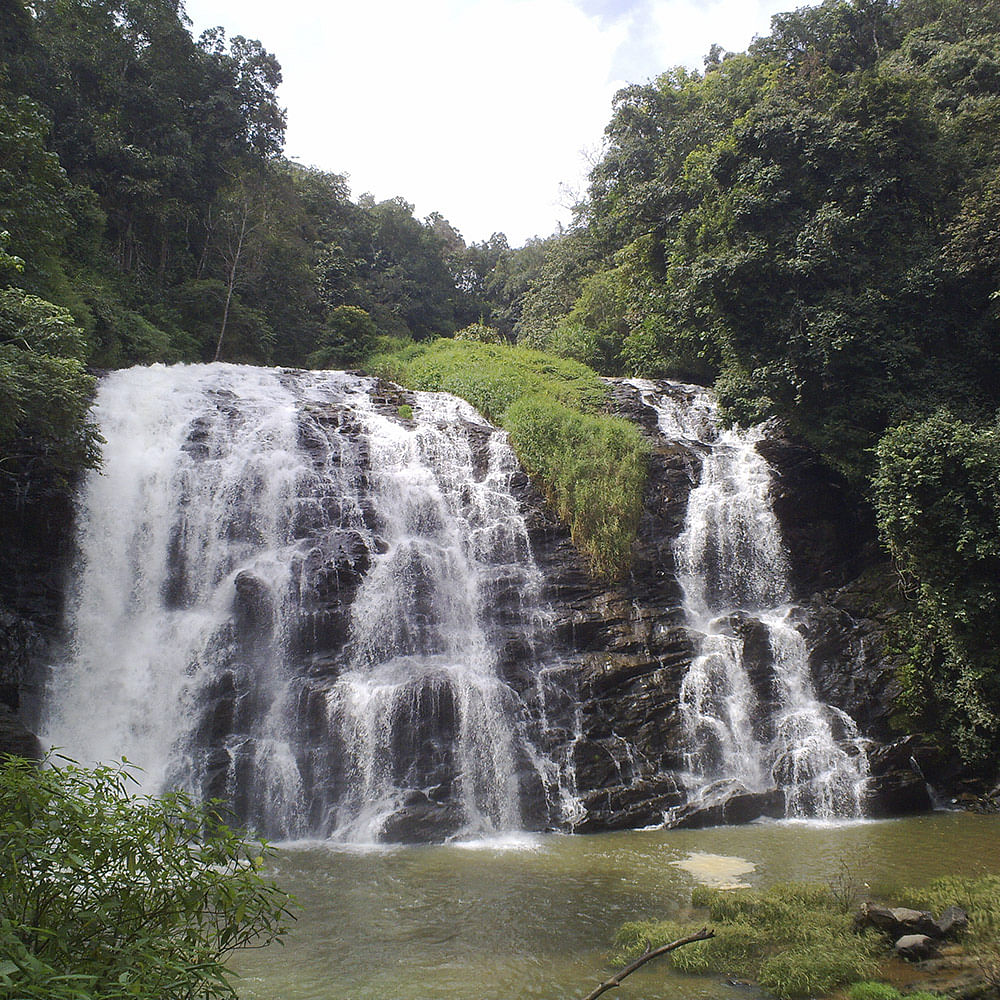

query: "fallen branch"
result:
(581, 927), (715, 1000)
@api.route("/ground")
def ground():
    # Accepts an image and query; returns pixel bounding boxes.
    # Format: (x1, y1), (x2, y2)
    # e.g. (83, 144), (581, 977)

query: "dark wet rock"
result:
(0, 450), (79, 743)
(574, 775), (685, 832)
(0, 704), (43, 760)
(757, 432), (878, 596)
(380, 797), (464, 843)
(666, 787), (787, 830)
(234, 570), (274, 631)
(864, 736), (967, 817)
(802, 565), (903, 741)
(866, 768), (934, 818)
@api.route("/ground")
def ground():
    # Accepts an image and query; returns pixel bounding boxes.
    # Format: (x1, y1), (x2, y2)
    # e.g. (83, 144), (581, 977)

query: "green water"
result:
(234, 813), (1000, 1000)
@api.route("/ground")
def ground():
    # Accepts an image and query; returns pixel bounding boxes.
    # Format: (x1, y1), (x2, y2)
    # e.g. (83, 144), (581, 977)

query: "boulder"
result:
(857, 903), (952, 940)
(935, 906), (969, 938)
(379, 795), (463, 844)
(894, 934), (939, 961)
(667, 788), (786, 830)
(865, 740), (935, 818)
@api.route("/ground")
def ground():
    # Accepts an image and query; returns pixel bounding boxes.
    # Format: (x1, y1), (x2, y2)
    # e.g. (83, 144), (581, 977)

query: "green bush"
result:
(0, 756), (294, 1000)
(760, 945), (877, 999)
(849, 981), (902, 1000)
(307, 305), (377, 369)
(370, 338), (647, 578)
(874, 411), (1000, 767)
(0, 286), (100, 487)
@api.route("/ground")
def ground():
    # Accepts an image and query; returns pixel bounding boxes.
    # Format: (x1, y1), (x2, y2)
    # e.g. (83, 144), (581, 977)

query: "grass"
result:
(898, 875), (1000, 947)
(370, 339), (648, 579)
(613, 876), (1000, 1000)
(614, 883), (881, 999)
(849, 984), (940, 1000)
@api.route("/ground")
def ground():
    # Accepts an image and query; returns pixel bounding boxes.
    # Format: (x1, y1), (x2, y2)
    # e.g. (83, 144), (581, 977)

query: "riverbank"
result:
(231, 813), (1000, 1000)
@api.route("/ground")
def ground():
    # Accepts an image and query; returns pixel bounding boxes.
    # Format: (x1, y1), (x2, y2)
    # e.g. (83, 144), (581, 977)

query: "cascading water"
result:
(42, 364), (573, 842)
(629, 379), (868, 819)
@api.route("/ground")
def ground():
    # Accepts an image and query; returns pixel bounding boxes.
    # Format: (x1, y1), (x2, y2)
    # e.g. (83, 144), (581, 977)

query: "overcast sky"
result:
(182, 0), (792, 246)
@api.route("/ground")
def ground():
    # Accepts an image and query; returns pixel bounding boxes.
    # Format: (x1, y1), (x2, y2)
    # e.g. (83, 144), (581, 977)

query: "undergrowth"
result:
(371, 339), (647, 579)
(614, 883), (881, 999)
(615, 876), (1000, 1000)
(902, 874), (1000, 989)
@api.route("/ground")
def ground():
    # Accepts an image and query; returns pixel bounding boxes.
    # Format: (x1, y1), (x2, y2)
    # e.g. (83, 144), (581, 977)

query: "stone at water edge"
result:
(857, 903), (943, 939)
(895, 934), (940, 961)
(666, 788), (787, 830)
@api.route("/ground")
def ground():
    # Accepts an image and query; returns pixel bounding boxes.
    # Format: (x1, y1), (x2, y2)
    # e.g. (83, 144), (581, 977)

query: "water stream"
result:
(629, 379), (868, 818)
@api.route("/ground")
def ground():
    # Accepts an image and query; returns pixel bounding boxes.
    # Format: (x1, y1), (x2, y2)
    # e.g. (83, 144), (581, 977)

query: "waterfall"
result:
(41, 364), (573, 842)
(629, 379), (868, 819)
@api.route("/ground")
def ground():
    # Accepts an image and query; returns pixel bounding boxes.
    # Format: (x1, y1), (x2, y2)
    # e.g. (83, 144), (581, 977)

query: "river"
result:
(233, 812), (1000, 1000)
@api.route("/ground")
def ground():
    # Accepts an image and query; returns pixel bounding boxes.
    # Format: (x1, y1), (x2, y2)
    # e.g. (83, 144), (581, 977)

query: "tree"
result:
(208, 170), (274, 362)
(0, 755), (295, 1000)
(362, 197), (461, 339)
(0, 94), (73, 293)
(307, 304), (376, 368)
(0, 246), (100, 493)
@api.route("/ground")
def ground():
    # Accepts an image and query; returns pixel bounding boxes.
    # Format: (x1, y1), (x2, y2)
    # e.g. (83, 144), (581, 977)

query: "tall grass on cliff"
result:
(371, 338), (647, 580)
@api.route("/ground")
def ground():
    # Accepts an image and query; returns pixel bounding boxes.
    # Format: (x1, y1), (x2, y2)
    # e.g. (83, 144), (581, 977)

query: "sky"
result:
(182, 0), (793, 246)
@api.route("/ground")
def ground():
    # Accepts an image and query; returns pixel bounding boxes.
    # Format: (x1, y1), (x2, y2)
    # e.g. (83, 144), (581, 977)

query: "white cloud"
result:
(183, 0), (789, 245)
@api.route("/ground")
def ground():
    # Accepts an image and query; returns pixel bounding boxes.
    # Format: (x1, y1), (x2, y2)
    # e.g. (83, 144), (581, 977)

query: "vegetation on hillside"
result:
(0, 0), (543, 497)
(374, 338), (647, 579)
(0, 755), (294, 999)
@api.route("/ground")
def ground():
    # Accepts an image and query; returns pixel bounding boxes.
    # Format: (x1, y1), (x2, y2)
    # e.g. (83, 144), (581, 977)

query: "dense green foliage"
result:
(874, 412), (1000, 765)
(374, 339), (647, 578)
(615, 883), (880, 998)
(525, 0), (1000, 479)
(0, 240), (99, 488)
(0, 756), (294, 1000)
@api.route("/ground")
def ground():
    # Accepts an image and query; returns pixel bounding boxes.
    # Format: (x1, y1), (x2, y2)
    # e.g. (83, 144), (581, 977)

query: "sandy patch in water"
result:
(671, 852), (755, 888)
